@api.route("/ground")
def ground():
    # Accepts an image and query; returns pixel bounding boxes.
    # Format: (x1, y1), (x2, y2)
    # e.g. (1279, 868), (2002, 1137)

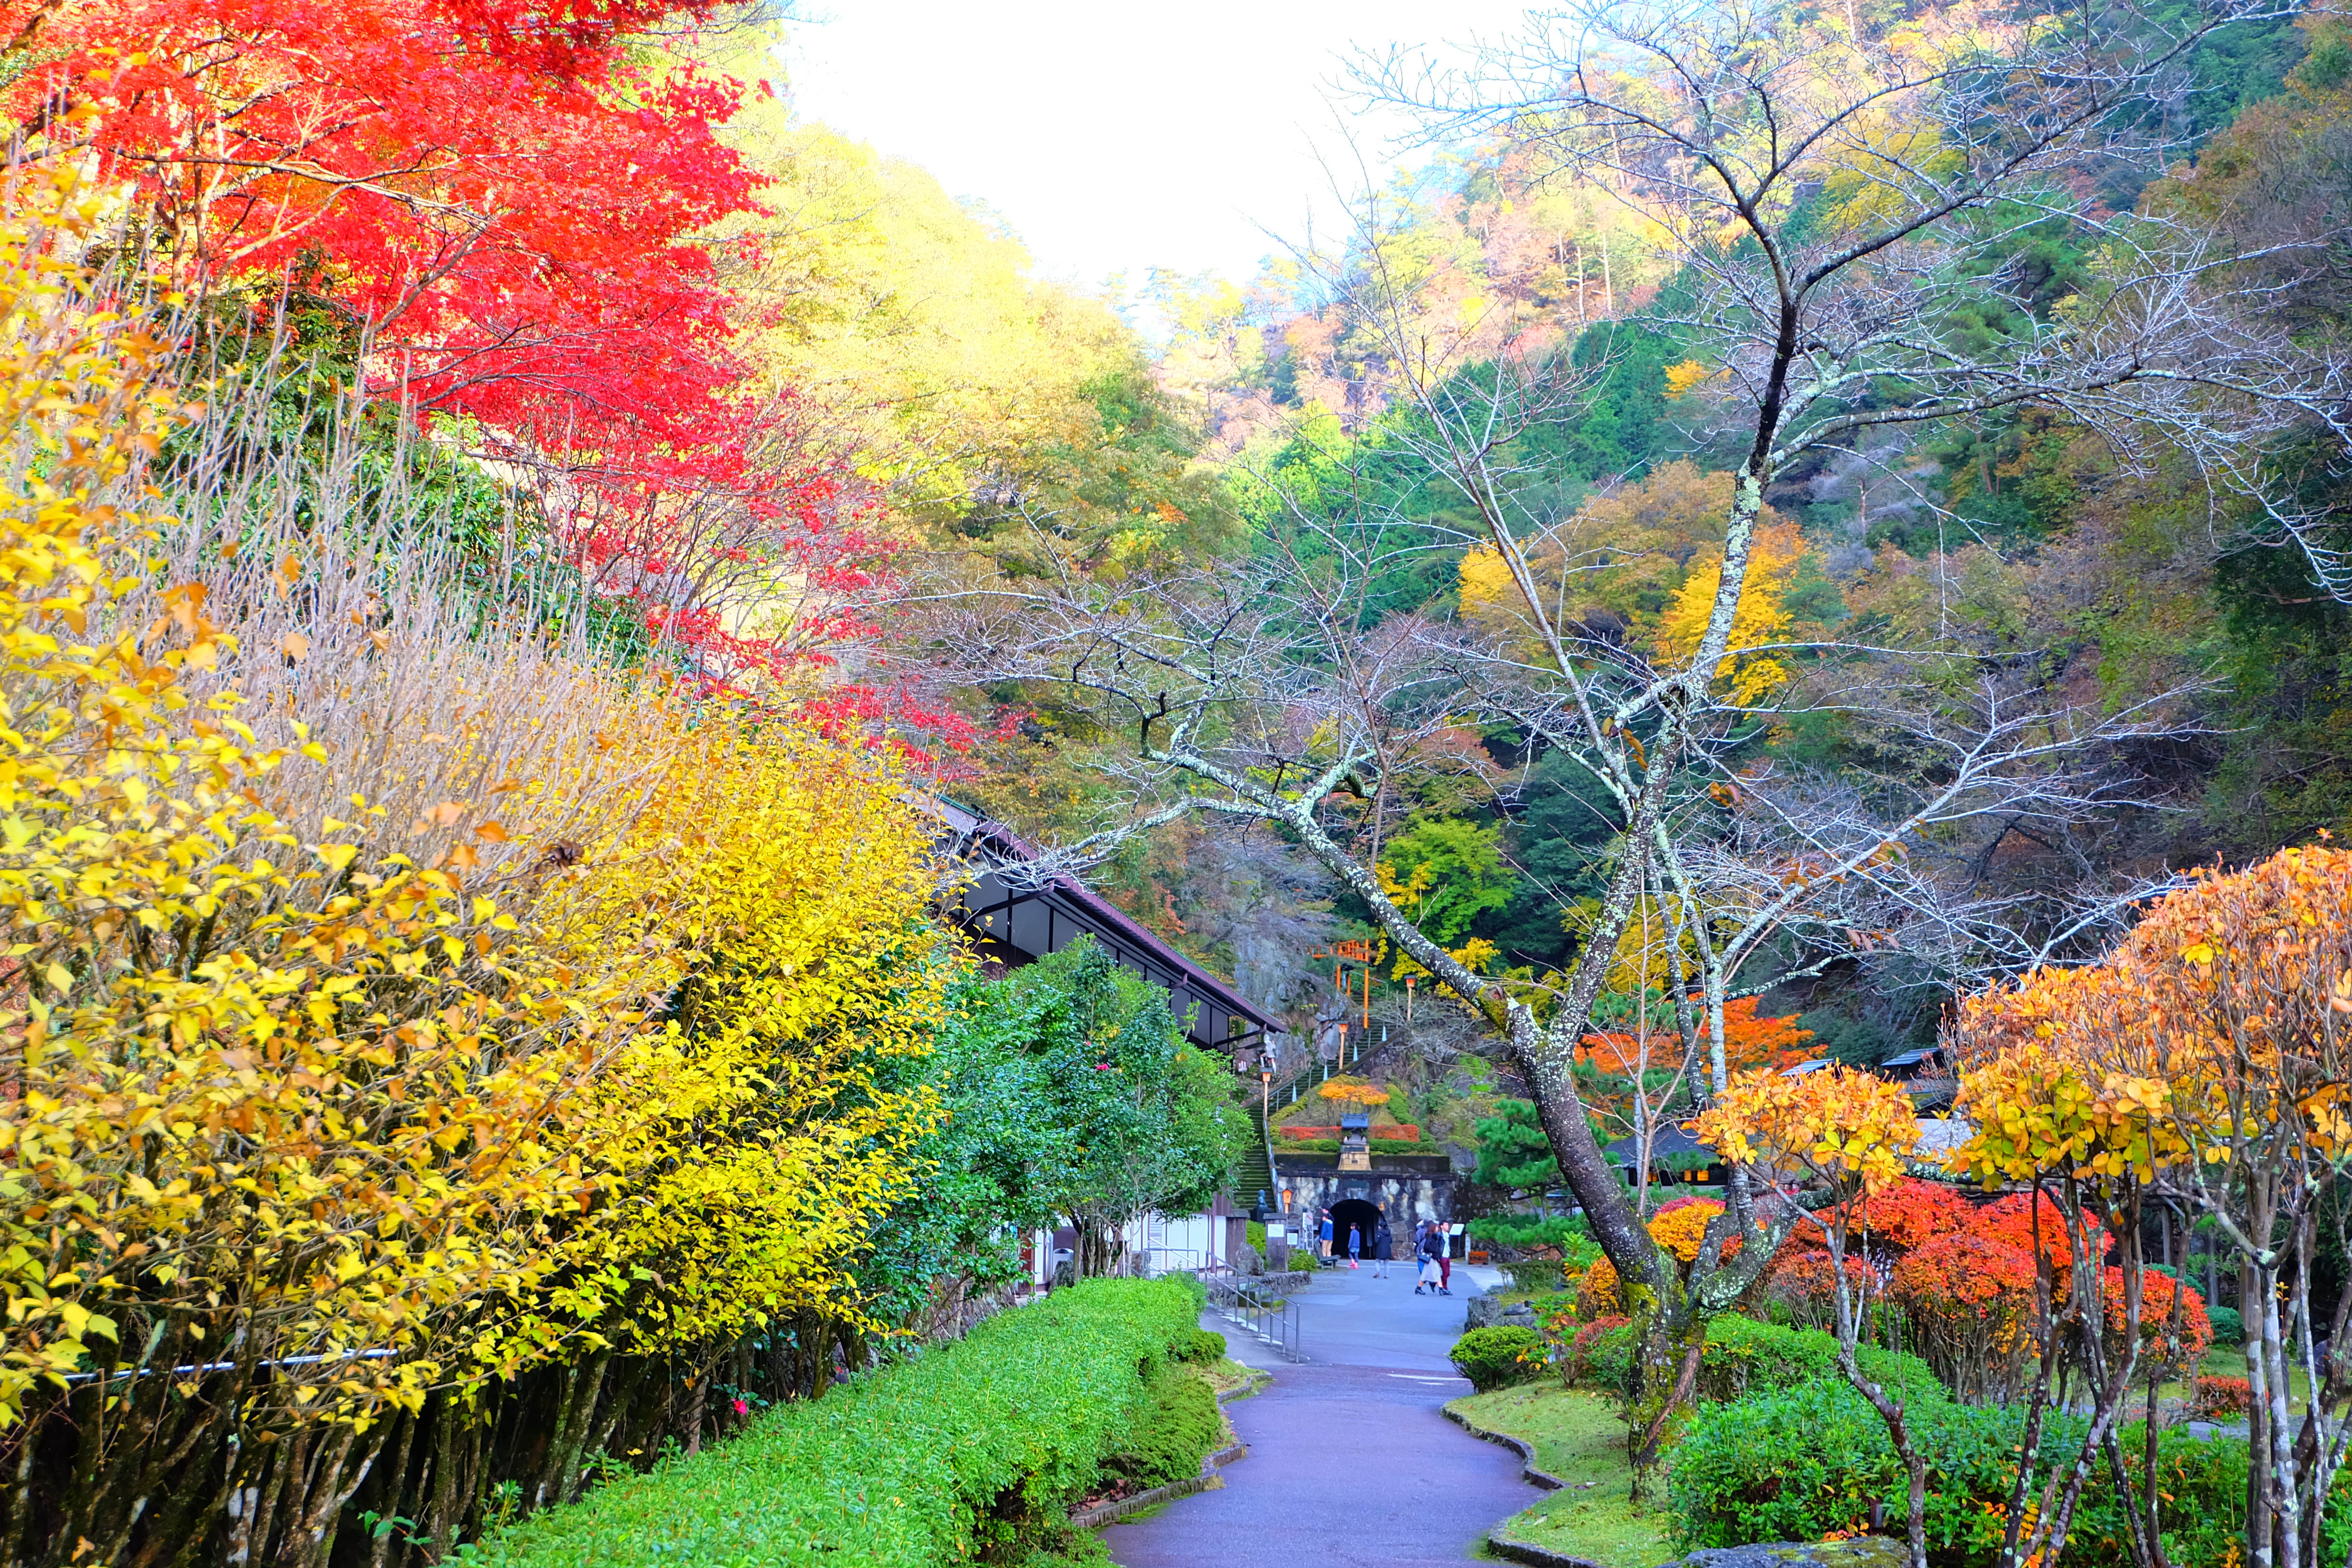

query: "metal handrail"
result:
(1203, 1275), (1305, 1362)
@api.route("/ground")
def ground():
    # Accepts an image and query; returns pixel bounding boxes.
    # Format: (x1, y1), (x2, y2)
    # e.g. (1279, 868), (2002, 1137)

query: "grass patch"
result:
(1449, 1384), (1674, 1568)
(1200, 1356), (1266, 1398)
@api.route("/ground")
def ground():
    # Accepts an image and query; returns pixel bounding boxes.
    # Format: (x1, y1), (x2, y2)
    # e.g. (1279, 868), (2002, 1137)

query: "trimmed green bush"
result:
(1672, 1381), (2349, 1568)
(1451, 1325), (1547, 1391)
(1579, 1316), (1943, 1409)
(461, 1278), (1199, 1568)
(2207, 1304), (2244, 1344)
(1103, 1363), (1224, 1488)
(1176, 1327), (1226, 1363)
(1467, 1213), (1595, 1250)
(1671, 1378), (2065, 1558)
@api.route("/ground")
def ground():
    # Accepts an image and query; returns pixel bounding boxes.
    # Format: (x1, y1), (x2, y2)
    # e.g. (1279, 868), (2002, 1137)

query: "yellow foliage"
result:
(1662, 359), (1715, 399)
(1696, 1064), (1921, 1199)
(1317, 1078), (1391, 1108)
(1456, 462), (1785, 656)
(1951, 846), (2352, 1177)
(1651, 519), (1810, 705)
(1816, 122), (1969, 235)
(0, 178), (951, 1430)
(1579, 1200), (1729, 1314)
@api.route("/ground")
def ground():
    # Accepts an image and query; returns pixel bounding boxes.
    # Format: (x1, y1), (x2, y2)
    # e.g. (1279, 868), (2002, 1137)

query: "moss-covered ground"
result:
(1449, 1383), (1676, 1568)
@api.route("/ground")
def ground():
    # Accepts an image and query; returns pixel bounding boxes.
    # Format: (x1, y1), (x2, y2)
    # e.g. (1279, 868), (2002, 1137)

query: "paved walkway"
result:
(1104, 1265), (1535, 1567)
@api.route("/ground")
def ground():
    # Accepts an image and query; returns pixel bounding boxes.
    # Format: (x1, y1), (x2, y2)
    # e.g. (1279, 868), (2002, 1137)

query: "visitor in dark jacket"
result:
(1414, 1223), (1447, 1295)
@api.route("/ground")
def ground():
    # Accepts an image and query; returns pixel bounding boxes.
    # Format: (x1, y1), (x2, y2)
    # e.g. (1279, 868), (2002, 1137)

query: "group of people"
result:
(1313, 1208), (1456, 1296)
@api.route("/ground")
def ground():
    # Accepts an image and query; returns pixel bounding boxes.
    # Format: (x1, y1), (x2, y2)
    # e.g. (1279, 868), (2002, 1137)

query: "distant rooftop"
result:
(929, 798), (1274, 1054)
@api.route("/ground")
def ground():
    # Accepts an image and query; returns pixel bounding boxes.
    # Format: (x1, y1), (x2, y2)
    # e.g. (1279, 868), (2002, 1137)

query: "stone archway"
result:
(1329, 1197), (1382, 1263)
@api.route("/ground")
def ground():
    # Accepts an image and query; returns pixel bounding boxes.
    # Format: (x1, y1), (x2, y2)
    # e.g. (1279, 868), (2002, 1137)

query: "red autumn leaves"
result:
(1764, 1181), (2212, 1400)
(1, 0), (954, 729)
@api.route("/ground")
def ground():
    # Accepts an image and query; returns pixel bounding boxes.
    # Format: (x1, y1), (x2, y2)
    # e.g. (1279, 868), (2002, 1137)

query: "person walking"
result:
(1414, 1222), (1444, 1295)
(1318, 1208), (1334, 1260)
(1346, 1222), (1361, 1269)
(1437, 1224), (1454, 1295)
(1372, 1212), (1393, 1278)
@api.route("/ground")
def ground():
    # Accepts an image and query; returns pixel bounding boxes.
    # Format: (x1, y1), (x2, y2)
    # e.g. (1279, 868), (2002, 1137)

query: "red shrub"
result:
(1562, 1312), (1630, 1385)
(1763, 1247), (1878, 1334)
(1853, 1179), (1975, 1252)
(1969, 1192), (2109, 1281)
(2193, 1376), (2253, 1419)
(1890, 1230), (2039, 1404)
(2101, 1268), (2213, 1371)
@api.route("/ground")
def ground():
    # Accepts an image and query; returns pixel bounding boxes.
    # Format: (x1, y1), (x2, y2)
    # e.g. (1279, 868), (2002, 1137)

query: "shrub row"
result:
(1466, 1214), (1594, 1251)
(464, 1278), (1208, 1568)
(1278, 1123), (1421, 1140)
(1671, 1376), (2352, 1567)
(1453, 1326), (1548, 1391)
(1578, 1316), (1944, 1409)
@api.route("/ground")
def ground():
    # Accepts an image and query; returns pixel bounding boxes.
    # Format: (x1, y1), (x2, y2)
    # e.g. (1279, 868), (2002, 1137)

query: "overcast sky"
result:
(772, 1), (1537, 294)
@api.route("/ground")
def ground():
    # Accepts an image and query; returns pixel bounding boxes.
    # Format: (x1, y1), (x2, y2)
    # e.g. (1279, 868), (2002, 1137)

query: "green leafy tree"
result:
(1379, 817), (1520, 943)
(874, 940), (1249, 1293)
(1474, 1099), (1562, 1192)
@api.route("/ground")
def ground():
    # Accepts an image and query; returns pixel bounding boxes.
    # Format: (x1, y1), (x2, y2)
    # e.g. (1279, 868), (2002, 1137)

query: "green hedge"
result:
(461, 1277), (1203, 1568)
(1580, 1316), (1943, 1409)
(1671, 1377), (2351, 1567)
(1467, 1214), (1595, 1250)
(1103, 1363), (1224, 1489)
(1451, 1326), (1548, 1391)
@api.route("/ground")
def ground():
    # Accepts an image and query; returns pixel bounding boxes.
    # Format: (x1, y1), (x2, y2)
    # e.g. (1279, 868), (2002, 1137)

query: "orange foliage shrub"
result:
(1578, 1198), (1732, 1314)
(1651, 1197), (1729, 1262)
(1890, 1231), (2039, 1404)
(1763, 1248), (1880, 1334)
(2099, 1266), (2213, 1372)
(1582, 1256), (1623, 1315)
(2194, 1375), (2253, 1418)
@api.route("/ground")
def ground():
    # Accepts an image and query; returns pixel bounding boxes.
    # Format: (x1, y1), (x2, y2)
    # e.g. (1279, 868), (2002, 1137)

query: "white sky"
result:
(773, 1), (1539, 294)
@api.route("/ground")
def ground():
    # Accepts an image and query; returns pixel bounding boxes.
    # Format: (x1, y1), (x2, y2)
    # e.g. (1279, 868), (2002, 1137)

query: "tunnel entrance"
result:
(1330, 1197), (1384, 1263)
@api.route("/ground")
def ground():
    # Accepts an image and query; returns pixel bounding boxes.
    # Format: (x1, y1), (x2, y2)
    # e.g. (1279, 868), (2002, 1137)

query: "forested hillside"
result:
(8, 0), (2352, 1562)
(921, 6), (2352, 1066)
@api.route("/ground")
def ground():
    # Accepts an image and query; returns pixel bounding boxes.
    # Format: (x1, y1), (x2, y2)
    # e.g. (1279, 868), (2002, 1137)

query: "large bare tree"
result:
(928, 0), (2343, 1469)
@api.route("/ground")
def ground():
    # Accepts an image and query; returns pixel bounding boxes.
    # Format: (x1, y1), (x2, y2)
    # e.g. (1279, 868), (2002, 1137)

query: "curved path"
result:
(1104, 1266), (1536, 1567)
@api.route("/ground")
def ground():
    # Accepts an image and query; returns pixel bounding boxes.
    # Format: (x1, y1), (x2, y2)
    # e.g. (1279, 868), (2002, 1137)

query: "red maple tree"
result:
(7, 0), (983, 744)
(1577, 997), (1813, 1076)
(18, 0), (756, 465)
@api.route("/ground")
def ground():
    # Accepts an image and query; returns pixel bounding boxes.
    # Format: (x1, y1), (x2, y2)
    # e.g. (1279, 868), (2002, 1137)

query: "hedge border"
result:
(1068, 1361), (1271, 1529)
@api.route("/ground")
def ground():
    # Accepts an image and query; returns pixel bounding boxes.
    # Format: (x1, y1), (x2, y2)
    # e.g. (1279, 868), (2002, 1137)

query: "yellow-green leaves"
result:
(0, 171), (953, 1433)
